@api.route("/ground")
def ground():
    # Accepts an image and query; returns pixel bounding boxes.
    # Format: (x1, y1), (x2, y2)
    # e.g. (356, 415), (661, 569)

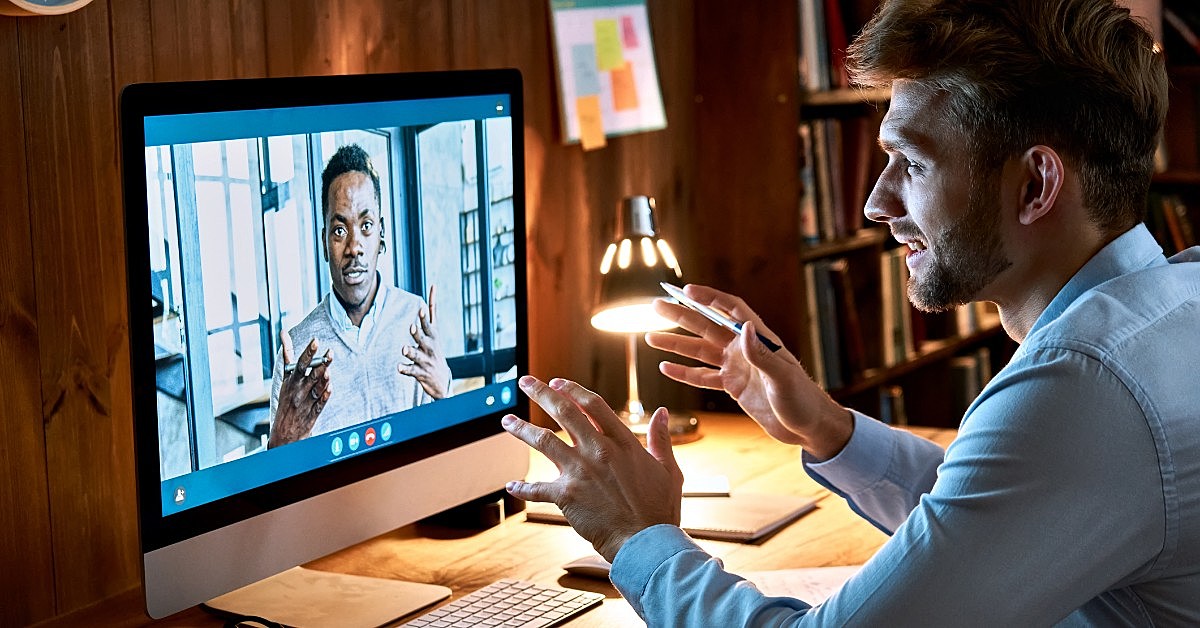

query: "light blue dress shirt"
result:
(611, 224), (1200, 626)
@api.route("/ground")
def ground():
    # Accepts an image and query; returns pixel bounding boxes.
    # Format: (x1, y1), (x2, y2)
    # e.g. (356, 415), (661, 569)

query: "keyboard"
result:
(399, 579), (605, 627)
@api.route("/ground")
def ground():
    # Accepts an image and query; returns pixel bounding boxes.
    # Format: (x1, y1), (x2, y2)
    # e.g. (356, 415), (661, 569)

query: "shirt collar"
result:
(1026, 223), (1164, 338)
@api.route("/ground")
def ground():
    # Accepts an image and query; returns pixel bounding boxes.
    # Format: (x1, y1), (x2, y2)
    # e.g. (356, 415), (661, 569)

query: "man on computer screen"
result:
(268, 144), (451, 448)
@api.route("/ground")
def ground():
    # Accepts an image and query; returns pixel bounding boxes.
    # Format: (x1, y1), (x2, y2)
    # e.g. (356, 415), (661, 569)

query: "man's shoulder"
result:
(378, 284), (426, 318)
(290, 296), (335, 338)
(1031, 257), (1200, 359)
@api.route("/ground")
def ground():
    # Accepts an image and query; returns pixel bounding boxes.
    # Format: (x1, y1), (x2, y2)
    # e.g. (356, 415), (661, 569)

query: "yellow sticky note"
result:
(611, 61), (639, 111)
(594, 19), (624, 71)
(576, 94), (607, 150)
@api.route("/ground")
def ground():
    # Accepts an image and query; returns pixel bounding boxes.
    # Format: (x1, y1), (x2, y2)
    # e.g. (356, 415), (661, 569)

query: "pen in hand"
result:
(660, 283), (782, 352)
(284, 355), (330, 376)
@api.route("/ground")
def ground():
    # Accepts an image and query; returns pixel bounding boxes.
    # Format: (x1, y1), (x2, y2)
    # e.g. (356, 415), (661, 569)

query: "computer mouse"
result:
(562, 554), (612, 580)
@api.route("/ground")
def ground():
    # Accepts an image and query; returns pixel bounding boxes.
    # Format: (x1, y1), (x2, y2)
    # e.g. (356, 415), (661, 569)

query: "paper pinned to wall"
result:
(550, 0), (667, 150)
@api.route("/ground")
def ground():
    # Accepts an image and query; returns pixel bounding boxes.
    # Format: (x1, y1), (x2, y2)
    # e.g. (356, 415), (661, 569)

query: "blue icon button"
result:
(381, 422), (392, 442)
(348, 432), (360, 451)
(501, 386), (513, 404)
(331, 437), (344, 457)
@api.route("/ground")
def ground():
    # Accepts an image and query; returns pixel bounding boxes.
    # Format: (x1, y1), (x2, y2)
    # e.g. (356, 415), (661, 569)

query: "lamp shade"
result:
(591, 196), (683, 333)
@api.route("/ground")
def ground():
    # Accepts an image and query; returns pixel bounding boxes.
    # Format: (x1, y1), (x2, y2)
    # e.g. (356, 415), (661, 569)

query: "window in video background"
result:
(146, 118), (517, 480)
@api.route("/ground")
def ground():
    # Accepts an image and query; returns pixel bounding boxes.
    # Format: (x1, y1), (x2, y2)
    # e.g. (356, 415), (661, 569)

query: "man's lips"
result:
(894, 233), (927, 251)
(342, 267), (369, 284)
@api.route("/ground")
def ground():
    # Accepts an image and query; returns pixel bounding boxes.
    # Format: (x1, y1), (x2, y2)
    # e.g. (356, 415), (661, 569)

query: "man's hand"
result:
(398, 284), (452, 399)
(501, 376), (684, 563)
(646, 284), (852, 460)
(269, 330), (333, 448)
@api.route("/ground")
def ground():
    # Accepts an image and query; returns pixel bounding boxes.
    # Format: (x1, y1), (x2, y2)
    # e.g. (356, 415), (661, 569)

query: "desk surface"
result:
(42, 413), (954, 627)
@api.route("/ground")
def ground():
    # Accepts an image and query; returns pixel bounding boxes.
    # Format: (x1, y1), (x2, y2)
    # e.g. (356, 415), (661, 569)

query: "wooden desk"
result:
(40, 413), (954, 627)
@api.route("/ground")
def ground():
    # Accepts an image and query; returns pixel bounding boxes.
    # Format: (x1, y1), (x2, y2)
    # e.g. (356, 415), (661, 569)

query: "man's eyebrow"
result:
(878, 126), (935, 155)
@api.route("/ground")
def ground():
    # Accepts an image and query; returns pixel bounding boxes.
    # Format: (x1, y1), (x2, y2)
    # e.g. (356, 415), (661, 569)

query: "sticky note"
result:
(576, 94), (607, 150)
(611, 61), (639, 111)
(594, 19), (624, 71)
(571, 44), (602, 97)
(621, 15), (639, 48)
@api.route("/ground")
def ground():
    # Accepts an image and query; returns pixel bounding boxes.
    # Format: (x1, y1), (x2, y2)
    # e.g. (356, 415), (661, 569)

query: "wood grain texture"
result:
(18, 2), (140, 613)
(149, 0), (267, 81)
(691, 0), (805, 351)
(0, 16), (57, 628)
(265, 0), (450, 77)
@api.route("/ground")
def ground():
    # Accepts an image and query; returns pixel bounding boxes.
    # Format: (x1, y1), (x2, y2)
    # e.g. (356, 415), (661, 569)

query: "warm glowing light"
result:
(657, 239), (681, 276)
(590, 303), (677, 333)
(640, 237), (657, 266)
(617, 238), (633, 269)
(599, 243), (617, 274)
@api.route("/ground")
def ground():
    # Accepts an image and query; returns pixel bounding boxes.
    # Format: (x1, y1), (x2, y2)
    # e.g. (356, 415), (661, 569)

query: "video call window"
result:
(147, 118), (517, 482)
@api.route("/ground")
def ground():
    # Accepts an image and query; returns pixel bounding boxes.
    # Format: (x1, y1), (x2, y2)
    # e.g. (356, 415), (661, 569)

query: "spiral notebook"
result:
(524, 492), (818, 542)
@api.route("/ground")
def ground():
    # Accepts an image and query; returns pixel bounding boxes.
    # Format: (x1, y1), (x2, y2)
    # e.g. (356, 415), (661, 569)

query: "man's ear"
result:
(321, 227), (328, 262)
(1017, 145), (1065, 226)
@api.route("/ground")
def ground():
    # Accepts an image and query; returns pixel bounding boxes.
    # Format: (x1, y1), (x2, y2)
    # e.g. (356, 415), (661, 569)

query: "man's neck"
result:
(990, 225), (1119, 342)
(335, 274), (380, 328)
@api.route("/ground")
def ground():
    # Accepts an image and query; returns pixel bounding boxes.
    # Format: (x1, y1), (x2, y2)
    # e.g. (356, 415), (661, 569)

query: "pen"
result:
(284, 355), (330, 376)
(660, 283), (782, 352)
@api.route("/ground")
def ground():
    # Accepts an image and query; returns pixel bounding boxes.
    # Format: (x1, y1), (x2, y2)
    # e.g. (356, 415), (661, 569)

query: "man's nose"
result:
(345, 230), (365, 256)
(864, 170), (904, 224)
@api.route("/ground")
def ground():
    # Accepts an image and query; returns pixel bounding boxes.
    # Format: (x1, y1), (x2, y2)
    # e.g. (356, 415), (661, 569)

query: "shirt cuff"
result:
(609, 524), (702, 616)
(803, 410), (895, 494)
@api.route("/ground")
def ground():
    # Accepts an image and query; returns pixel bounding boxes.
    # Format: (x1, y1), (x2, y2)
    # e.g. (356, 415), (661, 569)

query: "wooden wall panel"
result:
(18, 3), (140, 613)
(265, 0), (452, 77)
(692, 0), (805, 351)
(149, 0), (267, 80)
(0, 17), (56, 628)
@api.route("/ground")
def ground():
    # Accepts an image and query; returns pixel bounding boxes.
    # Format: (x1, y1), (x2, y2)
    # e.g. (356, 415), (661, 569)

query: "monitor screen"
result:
(122, 69), (529, 618)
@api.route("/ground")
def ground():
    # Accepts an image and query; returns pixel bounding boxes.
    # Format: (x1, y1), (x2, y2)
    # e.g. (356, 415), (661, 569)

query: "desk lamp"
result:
(590, 195), (699, 442)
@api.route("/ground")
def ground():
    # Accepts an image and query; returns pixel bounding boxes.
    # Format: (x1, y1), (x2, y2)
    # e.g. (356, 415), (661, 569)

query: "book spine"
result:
(798, 0), (827, 92)
(879, 248), (897, 367)
(813, 260), (844, 390)
(829, 258), (866, 382)
(804, 262), (827, 388)
(799, 123), (821, 244)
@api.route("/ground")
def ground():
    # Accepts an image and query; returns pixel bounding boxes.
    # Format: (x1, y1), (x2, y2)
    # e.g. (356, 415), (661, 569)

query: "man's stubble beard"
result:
(908, 176), (1012, 313)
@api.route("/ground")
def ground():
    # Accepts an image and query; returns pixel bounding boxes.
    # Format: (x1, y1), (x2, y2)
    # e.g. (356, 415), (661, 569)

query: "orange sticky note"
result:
(611, 61), (639, 111)
(576, 94), (607, 150)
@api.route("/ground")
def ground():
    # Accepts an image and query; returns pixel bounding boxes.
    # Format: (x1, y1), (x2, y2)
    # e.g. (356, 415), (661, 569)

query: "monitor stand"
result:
(203, 566), (451, 628)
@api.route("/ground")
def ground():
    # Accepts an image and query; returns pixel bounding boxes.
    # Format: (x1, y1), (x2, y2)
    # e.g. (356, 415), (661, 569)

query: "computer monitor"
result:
(120, 69), (530, 621)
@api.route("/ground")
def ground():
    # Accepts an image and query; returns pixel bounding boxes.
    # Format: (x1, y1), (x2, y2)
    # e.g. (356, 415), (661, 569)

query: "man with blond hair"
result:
(500, 0), (1200, 624)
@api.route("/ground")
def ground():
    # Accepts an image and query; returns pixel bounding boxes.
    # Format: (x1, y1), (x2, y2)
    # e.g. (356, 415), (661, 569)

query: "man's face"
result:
(864, 81), (1012, 312)
(324, 170), (383, 311)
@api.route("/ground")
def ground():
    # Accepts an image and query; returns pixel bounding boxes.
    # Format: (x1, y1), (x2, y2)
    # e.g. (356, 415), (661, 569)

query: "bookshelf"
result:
(1149, 4), (1200, 255)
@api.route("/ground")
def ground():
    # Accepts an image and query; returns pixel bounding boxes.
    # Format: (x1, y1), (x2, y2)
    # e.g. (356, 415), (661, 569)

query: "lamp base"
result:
(619, 409), (702, 445)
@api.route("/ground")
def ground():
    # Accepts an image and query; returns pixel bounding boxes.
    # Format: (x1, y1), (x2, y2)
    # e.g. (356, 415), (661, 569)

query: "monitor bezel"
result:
(120, 69), (528, 554)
